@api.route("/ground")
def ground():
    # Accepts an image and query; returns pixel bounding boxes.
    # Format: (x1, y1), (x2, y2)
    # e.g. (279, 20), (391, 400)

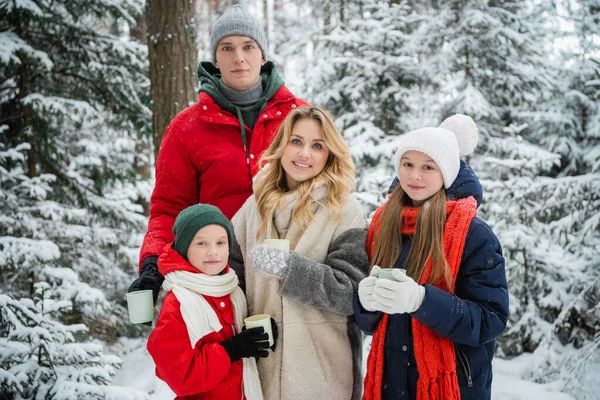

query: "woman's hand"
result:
(250, 245), (290, 279)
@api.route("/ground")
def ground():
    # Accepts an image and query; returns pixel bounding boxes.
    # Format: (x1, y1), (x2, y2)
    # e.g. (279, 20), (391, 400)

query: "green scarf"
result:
(198, 61), (284, 130)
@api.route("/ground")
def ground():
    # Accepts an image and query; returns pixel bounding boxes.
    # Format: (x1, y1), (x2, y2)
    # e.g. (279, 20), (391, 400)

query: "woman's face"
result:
(398, 151), (444, 206)
(281, 118), (330, 190)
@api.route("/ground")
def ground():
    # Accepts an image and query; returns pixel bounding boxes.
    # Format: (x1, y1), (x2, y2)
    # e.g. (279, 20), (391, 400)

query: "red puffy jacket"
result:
(139, 87), (308, 266)
(147, 245), (243, 399)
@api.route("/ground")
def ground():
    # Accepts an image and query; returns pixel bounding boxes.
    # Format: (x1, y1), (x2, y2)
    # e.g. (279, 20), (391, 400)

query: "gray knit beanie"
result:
(211, 5), (268, 62)
(172, 204), (233, 260)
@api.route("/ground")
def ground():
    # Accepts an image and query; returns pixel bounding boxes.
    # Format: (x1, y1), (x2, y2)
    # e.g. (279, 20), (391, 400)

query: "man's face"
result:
(215, 35), (265, 91)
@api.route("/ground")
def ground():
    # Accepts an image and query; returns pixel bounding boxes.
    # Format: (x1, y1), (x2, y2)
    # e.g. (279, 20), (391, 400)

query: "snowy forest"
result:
(1, 0), (599, 399)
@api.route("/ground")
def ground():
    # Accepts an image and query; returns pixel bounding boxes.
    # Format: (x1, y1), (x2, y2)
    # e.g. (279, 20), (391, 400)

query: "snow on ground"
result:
(111, 338), (576, 400)
(110, 337), (173, 399)
(492, 354), (575, 400)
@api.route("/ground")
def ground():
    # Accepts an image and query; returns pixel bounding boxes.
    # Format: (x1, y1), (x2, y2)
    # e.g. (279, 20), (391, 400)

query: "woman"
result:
(230, 107), (368, 400)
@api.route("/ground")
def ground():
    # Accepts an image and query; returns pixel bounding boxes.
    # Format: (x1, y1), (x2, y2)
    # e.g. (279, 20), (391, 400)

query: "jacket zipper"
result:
(456, 345), (473, 387)
(234, 107), (253, 181)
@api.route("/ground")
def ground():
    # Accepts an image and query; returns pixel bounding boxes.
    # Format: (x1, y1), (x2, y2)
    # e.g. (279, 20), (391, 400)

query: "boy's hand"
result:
(242, 318), (278, 351)
(270, 317), (278, 351)
(221, 327), (270, 362)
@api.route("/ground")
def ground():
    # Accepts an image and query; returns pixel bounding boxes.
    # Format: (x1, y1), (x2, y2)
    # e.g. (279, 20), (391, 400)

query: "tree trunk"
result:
(129, 12), (152, 215)
(147, 0), (198, 158)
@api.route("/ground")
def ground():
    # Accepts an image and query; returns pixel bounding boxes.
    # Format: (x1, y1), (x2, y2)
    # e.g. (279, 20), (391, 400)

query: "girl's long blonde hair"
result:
(370, 185), (451, 287)
(254, 107), (355, 238)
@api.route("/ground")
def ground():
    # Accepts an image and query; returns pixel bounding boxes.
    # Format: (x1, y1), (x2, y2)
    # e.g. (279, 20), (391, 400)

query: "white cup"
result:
(371, 266), (406, 281)
(126, 290), (154, 324)
(244, 313), (274, 347)
(375, 268), (407, 281)
(264, 239), (290, 252)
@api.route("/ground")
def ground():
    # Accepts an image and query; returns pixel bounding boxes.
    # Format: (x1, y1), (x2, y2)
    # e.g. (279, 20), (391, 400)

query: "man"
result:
(129, 5), (308, 300)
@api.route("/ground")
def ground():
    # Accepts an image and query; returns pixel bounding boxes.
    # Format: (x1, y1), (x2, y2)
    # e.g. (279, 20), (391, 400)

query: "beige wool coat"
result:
(230, 193), (369, 400)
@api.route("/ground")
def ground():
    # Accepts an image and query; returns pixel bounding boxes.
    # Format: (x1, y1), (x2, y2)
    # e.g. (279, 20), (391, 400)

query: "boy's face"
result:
(186, 225), (229, 275)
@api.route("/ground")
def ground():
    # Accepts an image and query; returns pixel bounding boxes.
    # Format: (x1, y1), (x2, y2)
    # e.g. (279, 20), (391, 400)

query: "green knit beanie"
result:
(172, 204), (233, 260)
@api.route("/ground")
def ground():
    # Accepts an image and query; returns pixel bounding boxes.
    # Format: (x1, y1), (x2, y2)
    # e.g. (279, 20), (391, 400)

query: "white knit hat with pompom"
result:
(394, 114), (478, 189)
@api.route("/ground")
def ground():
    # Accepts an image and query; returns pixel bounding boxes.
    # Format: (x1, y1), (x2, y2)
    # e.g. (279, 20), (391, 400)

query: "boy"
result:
(147, 204), (274, 399)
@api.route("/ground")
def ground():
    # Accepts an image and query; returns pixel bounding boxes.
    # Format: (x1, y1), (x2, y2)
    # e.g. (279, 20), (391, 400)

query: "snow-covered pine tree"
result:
(269, 0), (318, 91)
(515, 1), (600, 397)
(306, 0), (437, 214)
(0, 282), (146, 399)
(0, 0), (151, 336)
(407, 0), (574, 358)
(0, 0), (152, 393)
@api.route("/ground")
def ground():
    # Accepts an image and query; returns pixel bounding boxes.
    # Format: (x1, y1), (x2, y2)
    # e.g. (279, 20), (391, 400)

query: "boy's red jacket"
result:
(147, 245), (243, 399)
(139, 88), (308, 267)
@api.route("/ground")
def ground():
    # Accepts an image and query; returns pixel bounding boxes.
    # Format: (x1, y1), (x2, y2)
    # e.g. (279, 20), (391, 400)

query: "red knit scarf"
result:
(363, 197), (477, 400)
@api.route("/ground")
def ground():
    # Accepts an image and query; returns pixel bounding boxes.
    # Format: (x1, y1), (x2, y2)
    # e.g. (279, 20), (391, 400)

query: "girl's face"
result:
(186, 225), (229, 275)
(398, 151), (444, 206)
(281, 118), (330, 190)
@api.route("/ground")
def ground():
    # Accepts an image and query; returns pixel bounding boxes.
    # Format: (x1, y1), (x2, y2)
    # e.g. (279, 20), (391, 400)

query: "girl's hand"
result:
(369, 265), (382, 277)
(371, 269), (425, 314)
(250, 245), (290, 279)
(358, 276), (379, 312)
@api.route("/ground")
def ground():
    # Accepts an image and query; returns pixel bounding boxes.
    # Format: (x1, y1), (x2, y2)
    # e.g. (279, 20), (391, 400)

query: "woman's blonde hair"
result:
(254, 107), (355, 238)
(370, 185), (451, 288)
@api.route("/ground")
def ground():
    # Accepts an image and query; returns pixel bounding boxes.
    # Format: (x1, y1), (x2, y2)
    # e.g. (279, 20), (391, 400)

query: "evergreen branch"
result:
(51, 69), (112, 105)
(0, 85), (18, 93)
(0, 113), (22, 124)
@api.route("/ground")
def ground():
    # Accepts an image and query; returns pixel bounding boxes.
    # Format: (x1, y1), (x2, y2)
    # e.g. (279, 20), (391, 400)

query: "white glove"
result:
(369, 265), (382, 277)
(250, 245), (289, 279)
(358, 276), (378, 312)
(371, 269), (425, 314)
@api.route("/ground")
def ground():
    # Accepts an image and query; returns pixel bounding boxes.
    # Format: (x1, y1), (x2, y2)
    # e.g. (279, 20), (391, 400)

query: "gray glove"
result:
(250, 245), (290, 279)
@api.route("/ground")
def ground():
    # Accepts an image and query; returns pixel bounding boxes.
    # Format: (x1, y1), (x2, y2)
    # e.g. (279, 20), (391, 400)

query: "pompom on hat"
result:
(394, 114), (478, 188)
(211, 5), (268, 62)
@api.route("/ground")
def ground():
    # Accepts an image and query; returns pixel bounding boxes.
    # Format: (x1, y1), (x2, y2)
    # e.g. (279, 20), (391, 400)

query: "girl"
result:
(147, 204), (275, 399)
(355, 115), (509, 400)
(229, 107), (369, 400)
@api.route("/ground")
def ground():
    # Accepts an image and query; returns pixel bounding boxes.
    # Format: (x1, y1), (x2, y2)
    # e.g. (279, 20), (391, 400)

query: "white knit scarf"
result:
(273, 180), (328, 234)
(162, 269), (263, 400)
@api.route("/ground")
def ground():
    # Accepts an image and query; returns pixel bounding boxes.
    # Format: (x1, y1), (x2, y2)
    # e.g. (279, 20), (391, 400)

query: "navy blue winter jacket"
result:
(354, 161), (509, 400)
